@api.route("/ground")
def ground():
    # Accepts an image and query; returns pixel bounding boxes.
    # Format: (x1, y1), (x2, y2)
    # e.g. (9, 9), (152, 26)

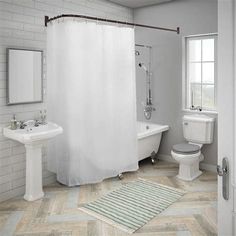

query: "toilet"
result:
(171, 114), (214, 181)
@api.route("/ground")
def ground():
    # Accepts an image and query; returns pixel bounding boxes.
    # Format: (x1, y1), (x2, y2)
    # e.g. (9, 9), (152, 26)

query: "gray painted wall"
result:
(134, 0), (218, 165)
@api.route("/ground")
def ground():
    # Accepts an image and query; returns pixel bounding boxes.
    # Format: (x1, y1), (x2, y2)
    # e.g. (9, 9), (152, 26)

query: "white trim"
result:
(157, 154), (217, 173)
(185, 33), (218, 38)
(182, 109), (218, 115)
(182, 37), (187, 111)
(199, 162), (217, 173)
(43, 174), (56, 186)
(158, 154), (177, 163)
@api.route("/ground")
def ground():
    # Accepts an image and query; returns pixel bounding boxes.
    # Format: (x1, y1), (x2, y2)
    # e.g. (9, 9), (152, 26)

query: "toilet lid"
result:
(172, 143), (200, 154)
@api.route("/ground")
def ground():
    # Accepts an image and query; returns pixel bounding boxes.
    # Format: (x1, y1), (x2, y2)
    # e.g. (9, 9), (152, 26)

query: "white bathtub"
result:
(137, 122), (169, 161)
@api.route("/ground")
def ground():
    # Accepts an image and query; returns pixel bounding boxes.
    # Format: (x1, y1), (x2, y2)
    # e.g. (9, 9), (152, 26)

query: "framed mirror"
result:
(7, 48), (43, 105)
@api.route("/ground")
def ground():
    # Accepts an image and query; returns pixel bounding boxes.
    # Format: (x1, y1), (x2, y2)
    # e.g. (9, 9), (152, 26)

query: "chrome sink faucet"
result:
(12, 110), (47, 130)
(19, 120), (36, 129)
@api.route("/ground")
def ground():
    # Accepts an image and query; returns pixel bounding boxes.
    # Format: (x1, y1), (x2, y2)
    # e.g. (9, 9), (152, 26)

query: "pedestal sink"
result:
(3, 122), (63, 201)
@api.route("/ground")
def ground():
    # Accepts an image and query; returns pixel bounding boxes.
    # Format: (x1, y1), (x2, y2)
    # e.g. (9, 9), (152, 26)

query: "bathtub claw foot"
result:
(151, 151), (157, 165)
(118, 173), (124, 180)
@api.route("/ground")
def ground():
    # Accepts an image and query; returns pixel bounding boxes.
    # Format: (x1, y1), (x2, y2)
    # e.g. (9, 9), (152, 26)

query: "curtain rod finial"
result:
(177, 27), (180, 34)
(45, 16), (49, 27)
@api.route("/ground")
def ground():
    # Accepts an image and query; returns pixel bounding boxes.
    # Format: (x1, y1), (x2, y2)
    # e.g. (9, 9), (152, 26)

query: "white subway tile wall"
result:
(0, 0), (133, 202)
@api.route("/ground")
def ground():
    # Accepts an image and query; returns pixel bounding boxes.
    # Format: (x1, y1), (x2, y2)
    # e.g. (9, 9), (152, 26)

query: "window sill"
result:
(182, 109), (218, 115)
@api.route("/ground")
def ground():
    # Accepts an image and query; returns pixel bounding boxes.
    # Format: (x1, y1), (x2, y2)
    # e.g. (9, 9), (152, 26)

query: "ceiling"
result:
(108, 0), (173, 8)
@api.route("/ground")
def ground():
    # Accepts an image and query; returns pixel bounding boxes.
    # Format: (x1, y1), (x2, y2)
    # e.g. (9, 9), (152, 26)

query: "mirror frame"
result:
(7, 48), (43, 105)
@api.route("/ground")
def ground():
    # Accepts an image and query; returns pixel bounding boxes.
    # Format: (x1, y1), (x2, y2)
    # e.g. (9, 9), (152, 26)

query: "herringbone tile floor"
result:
(0, 160), (217, 236)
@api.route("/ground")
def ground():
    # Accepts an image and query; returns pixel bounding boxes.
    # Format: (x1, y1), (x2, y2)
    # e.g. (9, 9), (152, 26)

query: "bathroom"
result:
(0, 0), (234, 235)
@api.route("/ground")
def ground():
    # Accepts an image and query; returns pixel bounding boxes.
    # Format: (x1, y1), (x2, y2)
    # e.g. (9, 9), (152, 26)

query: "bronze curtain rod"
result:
(44, 15), (180, 34)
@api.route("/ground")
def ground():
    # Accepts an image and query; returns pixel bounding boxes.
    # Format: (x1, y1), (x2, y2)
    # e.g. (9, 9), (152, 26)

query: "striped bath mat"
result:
(79, 178), (185, 234)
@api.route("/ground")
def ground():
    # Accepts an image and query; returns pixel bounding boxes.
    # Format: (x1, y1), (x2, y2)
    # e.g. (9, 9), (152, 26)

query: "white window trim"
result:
(182, 33), (218, 113)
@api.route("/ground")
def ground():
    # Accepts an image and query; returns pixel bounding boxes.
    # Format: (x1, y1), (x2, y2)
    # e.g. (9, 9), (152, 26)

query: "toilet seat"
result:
(172, 143), (200, 155)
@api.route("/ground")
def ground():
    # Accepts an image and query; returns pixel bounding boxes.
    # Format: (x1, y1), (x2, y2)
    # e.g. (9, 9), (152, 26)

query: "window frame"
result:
(182, 33), (218, 112)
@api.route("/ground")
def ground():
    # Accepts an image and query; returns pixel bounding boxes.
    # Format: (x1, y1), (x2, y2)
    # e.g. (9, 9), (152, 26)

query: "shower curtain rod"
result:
(135, 44), (152, 48)
(44, 15), (180, 34)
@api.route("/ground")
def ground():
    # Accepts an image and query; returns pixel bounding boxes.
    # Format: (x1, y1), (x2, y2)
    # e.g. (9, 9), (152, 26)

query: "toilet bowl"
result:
(172, 115), (214, 181)
(171, 143), (204, 181)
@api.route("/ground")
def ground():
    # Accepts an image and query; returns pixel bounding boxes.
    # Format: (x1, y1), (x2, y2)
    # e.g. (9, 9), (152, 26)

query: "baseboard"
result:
(157, 154), (177, 163)
(157, 154), (217, 173)
(0, 186), (25, 203)
(199, 162), (217, 173)
(43, 174), (57, 186)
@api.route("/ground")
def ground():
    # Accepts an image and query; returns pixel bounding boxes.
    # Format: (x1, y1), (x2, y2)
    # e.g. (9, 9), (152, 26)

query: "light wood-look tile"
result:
(0, 160), (217, 236)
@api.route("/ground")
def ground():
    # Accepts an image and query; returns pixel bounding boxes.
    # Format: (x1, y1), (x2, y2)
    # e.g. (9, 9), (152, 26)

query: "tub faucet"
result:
(143, 104), (156, 120)
(144, 105), (156, 113)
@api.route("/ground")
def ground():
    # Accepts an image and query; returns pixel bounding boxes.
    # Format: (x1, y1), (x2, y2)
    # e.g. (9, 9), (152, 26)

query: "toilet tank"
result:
(183, 114), (215, 144)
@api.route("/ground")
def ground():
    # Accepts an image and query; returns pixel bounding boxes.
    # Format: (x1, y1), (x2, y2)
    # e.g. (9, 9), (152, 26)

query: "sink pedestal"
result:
(24, 143), (44, 201)
(3, 122), (63, 201)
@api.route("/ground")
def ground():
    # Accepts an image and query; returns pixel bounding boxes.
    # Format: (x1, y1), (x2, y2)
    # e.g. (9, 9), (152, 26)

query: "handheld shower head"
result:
(139, 63), (148, 73)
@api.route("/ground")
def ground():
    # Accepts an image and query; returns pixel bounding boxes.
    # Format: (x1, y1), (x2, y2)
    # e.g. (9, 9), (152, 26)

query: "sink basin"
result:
(3, 122), (63, 145)
(3, 122), (63, 201)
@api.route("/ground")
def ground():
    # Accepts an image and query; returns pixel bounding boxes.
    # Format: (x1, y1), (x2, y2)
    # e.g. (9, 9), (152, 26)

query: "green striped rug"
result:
(79, 178), (185, 234)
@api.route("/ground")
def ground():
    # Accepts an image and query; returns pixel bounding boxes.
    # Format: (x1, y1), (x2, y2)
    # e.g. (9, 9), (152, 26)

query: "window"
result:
(184, 34), (217, 111)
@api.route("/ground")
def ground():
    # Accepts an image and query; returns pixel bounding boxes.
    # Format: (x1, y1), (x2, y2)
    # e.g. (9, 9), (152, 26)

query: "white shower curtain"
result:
(47, 19), (138, 186)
